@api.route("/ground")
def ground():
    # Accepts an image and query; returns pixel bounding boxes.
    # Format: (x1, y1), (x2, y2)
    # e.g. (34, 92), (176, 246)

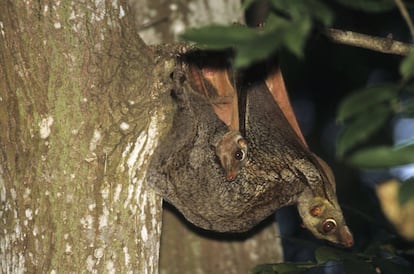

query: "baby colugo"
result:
(215, 130), (248, 181)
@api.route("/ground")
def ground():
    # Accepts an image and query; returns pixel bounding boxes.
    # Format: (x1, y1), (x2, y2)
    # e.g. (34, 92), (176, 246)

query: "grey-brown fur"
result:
(146, 77), (353, 246)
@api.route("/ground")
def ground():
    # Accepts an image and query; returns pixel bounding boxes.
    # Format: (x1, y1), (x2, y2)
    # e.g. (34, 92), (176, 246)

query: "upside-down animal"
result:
(146, 57), (353, 247)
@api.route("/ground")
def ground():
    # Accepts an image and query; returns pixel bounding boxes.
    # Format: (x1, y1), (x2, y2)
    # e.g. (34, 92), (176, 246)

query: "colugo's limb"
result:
(215, 130), (248, 182)
(185, 55), (239, 131)
(265, 64), (308, 148)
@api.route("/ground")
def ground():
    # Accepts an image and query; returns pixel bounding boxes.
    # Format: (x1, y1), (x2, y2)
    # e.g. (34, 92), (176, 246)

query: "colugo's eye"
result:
(322, 218), (337, 233)
(234, 150), (244, 161)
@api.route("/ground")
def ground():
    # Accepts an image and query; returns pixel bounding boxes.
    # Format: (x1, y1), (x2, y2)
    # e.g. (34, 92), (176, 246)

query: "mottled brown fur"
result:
(146, 69), (353, 247)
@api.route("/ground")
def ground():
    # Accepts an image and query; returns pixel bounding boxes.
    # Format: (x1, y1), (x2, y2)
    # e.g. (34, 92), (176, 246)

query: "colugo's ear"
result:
(310, 205), (323, 217)
(237, 137), (247, 148)
(312, 153), (336, 190)
(265, 64), (308, 148)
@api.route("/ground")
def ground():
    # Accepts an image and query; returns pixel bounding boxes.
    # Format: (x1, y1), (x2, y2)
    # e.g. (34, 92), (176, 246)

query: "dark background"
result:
(245, 2), (413, 270)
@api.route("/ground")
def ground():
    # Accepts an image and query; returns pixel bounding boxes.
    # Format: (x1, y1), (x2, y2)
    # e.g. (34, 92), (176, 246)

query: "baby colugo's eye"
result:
(234, 150), (244, 161)
(322, 218), (337, 233)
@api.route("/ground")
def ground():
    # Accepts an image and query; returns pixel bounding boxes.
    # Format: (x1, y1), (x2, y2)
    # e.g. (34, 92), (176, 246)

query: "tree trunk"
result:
(1, 1), (284, 273)
(160, 206), (283, 274)
(0, 1), (172, 272)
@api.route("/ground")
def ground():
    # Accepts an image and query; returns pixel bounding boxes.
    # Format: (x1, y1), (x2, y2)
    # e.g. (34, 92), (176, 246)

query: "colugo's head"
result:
(297, 194), (354, 247)
(215, 130), (248, 181)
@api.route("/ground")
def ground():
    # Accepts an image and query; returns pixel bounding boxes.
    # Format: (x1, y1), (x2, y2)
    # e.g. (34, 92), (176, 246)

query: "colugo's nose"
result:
(226, 171), (237, 182)
(339, 225), (354, 248)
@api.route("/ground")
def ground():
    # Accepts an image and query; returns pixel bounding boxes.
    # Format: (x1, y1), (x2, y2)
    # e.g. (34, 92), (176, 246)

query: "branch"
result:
(323, 28), (414, 56)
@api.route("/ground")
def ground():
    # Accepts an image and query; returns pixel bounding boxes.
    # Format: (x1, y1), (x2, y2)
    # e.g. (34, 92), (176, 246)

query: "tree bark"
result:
(0, 1), (173, 272)
(160, 206), (283, 274)
(1, 0), (284, 273)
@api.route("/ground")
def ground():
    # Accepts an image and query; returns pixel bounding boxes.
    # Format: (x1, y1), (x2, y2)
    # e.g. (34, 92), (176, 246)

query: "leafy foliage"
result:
(336, 99), (392, 158)
(336, 47), (414, 208)
(336, 56), (414, 165)
(400, 49), (414, 80)
(252, 244), (413, 274)
(182, 0), (332, 67)
(336, 84), (398, 123)
(346, 144), (414, 168)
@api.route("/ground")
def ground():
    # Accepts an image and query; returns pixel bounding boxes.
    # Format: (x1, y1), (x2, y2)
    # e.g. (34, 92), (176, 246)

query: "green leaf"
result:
(181, 25), (256, 49)
(283, 17), (312, 57)
(337, 106), (391, 157)
(314, 246), (342, 264)
(183, 0), (331, 68)
(400, 49), (414, 80)
(234, 32), (281, 67)
(251, 262), (317, 274)
(307, 0), (333, 26)
(398, 178), (414, 205)
(182, 24), (281, 68)
(347, 144), (414, 168)
(333, 0), (395, 13)
(337, 84), (398, 123)
(262, 13), (311, 59)
(233, 13), (312, 67)
(250, 264), (277, 274)
(269, 0), (333, 26)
